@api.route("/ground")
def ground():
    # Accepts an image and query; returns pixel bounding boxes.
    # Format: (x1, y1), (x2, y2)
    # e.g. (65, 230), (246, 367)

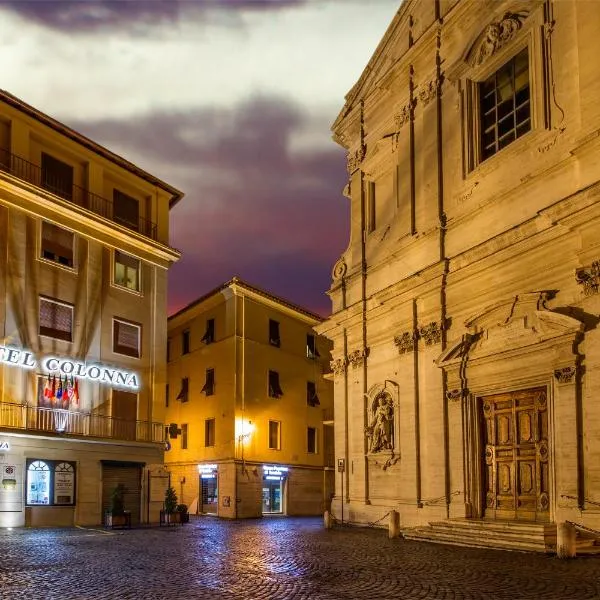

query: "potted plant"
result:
(176, 503), (189, 524)
(160, 486), (181, 525)
(105, 484), (131, 528)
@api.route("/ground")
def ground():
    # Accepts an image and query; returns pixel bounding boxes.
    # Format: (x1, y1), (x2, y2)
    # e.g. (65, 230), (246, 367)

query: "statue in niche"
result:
(365, 392), (394, 453)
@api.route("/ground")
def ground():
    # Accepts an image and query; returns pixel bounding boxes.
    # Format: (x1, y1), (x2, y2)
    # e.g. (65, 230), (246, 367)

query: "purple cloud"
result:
(67, 96), (348, 316)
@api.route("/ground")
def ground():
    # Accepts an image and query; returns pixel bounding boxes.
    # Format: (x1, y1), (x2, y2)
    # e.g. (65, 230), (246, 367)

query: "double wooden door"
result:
(482, 387), (550, 521)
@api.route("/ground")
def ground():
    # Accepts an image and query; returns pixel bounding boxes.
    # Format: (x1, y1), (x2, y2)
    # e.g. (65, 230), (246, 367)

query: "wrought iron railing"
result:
(0, 148), (158, 240)
(0, 401), (164, 443)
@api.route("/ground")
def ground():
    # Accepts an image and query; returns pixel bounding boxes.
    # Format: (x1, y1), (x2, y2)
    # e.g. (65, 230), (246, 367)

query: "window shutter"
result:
(40, 298), (72, 340)
(114, 320), (140, 357)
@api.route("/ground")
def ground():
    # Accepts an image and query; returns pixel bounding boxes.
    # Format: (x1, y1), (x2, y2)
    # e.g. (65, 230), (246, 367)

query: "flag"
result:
(50, 376), (57, 407)
(66, 376), (74, 408)
(62, 377), (70, 409)
(55, 376), (63, 405)
(42, 376), (52, 407)
(72, 378), (79, 408)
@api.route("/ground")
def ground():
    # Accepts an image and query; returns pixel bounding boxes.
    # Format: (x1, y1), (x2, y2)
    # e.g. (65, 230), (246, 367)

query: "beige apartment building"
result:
(165, 278), (334, 518)
(316, 0), (600, 551)
(0, 90), (182, 527)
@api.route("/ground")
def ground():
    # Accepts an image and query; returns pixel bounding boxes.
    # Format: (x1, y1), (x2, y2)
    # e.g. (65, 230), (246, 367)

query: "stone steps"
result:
(402, 520), (556, 553)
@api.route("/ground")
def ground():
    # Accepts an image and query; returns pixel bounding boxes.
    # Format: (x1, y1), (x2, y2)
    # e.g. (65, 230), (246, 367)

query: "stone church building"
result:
(316, 0), (600, 551)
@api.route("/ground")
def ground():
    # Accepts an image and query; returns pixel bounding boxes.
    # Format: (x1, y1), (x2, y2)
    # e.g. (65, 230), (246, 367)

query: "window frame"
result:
(307, 427), (318, 454)
(112, 318), (142, 359)
(201, 368), (215, 396)
(26, 458), (77, 507)
(39, 296), (73, 342)
(268, 420), (281, 450)
(40, 221), (75, 270)
(307, 381), (320, 407)
(113, 250), (142, 294)
(269, 319), (281, 348)
(201, 318), (215, 344)
(177, 377), (189, 403)
(182, 329), (190, 355)
(268, 370), (283, 399)
(306, 334), (320, 359)
(205, 418), (215, 447)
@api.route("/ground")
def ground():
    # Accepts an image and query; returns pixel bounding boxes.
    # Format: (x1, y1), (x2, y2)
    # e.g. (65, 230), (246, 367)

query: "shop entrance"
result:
(200, 477), (218, 514)
(262, 479), (283, 514)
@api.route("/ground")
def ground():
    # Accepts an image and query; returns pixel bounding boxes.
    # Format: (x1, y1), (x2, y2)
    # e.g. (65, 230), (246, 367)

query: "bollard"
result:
(388, 510), (400, 539)
(323, 510), (332, 529)
(557, 522), (576, 559)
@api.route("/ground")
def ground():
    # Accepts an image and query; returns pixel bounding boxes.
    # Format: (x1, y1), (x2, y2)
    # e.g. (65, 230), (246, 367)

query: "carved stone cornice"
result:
(347, 348), (369, 368)
(576, 261), (600, 296)
(330, 358), (348, 377)
(471, 12), (528, 67)
(394, 331), (417, 354)
(554, 366), (576, 384)
(394, 98), (416, 131)
(418, 77), (443, 108)
(418, 321), (442, 346)
(347, 144), (366, 174)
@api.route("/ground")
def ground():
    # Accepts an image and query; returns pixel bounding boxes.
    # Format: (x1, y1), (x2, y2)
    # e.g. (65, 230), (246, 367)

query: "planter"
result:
(104, 510), (131, 529)
(160, 510), (182, 526)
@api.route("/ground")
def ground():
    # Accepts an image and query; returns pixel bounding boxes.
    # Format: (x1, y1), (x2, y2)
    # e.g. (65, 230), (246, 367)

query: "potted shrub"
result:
(176, 503), (189, 524)
(105, 484), (131, 528)
(160, 486), (181, 525)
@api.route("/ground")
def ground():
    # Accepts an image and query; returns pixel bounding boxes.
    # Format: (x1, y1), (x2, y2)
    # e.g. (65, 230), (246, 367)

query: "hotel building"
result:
(165, 278), (334, 518)
(0, 90), (182, 527)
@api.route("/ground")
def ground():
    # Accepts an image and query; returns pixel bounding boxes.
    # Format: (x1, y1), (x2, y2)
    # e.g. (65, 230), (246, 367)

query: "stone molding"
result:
(347, 348), (369, 368)
(346, 143), (366, 174)
(394, 331), (416, 354)
(554, 366), (576, 384)
(576, 261), (600, 296)
(332, 257), (347, 281)
(330, 358), (347, 377)
(471, 12), (528, 67)
(418, 77), (442, 108)
(418, 321), (442, 346)
(394, 98), (416, 131)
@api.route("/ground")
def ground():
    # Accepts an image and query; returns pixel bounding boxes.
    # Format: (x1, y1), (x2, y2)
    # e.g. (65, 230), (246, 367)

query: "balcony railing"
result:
(0, 402), (164, 443)
(322, 408), (334, 423)
(0, 148), (158, 240)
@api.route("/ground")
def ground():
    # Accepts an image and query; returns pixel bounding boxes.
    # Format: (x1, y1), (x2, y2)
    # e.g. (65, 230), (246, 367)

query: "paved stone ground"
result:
(1, 517), (600, 599)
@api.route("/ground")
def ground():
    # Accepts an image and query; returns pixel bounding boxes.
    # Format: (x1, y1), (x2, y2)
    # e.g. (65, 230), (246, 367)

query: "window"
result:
(307, 427), (318, 454)
(176, 377), (189, 403)
(367, 181), (376, 233)
(205, 418), (215, 447)
(268, 370), (283, 398)
(306, 334), (320, 359)
(181, 424), (188, 450)
(165, 384), (169, 408)
(201, 368), (215, 396)
(201, 318), (215, 344)
(113, 319), (141, 358)
(39, 297), (73, 342)
(307, 381), (320, 407)
(167, 339), (171, 362)
(182, 330), (190, 355)
(269, 319), (280, 347)
(480, 48), (530, 161)
(268, 420), (281, 450)
(41, 153), (73, 201)
(41, 222), (74, 268)
(26, 459), (76, 506)
(114, 251), (141, 292)
(113, 189), (139, 231)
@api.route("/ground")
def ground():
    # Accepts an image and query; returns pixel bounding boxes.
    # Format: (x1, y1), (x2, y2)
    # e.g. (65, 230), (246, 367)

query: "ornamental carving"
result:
(446, 388), (466, 402)
(472, 12), (528, 67)
(365, 390), (395, 453)
(330, 358), (347, 377)
(347, 348), (369, 368)
(554, 366), (576, 384)
(418, 321), (442, 346)
(347, 144), (366, 173)
(576, 261), (600, 296)
(332, 258), (347, 280)
(394, 98), (416, 130)
(418, 78), (442, 108)
(394, 331), (416, 354)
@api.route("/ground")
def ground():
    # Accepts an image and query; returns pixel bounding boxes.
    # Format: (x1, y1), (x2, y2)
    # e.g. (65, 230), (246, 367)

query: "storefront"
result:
(198, 464), (218, 514)
(262, 465), (288, 514)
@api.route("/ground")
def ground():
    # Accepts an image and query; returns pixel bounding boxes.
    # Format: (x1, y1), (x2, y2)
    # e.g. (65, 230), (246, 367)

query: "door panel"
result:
(482, 387), (549, 521)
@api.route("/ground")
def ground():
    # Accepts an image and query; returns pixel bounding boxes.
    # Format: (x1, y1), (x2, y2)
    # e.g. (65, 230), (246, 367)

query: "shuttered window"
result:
(113, 189), (139, 232)
(113, 319), (141, 358)
(41, 222), (74, 268)
(41, 153), (73, 201)
(39, 297), (73, 342)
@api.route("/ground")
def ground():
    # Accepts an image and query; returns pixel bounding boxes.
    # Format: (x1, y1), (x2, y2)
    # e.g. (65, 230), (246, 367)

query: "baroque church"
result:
(316, 0), (600, 551)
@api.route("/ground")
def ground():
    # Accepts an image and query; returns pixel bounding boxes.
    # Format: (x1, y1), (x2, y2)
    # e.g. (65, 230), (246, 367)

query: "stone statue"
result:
(365, 392), (394, 453)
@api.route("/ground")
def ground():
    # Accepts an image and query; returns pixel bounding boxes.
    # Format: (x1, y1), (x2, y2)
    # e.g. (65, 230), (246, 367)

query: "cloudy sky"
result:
(0, 0), (398, 316)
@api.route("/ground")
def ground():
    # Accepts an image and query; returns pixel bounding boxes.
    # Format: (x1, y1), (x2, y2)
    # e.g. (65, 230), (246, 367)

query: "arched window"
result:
(26, 460), (50, 505)
(54, 462), (75, 505)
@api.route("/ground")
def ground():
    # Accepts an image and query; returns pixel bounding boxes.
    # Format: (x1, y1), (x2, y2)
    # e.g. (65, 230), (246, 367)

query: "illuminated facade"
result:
(165, 278), (334, 518)
(317, 0), (600, 550)
(0, 90), (182, 527)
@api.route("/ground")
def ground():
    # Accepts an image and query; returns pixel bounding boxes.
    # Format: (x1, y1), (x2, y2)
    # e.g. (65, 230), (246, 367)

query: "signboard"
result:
(263, 465), (288, 481)
(0, 442), (9, 451)
(198, 464), (218, 479)
(0, 346), (139, 390)
(54, 471), (75, 505)
(337, 459), (345, 473)
(0, 461), (23, 512)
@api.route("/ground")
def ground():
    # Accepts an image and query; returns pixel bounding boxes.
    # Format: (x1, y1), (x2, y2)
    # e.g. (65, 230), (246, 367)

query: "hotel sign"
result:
(263, 465), (288, 481)
(198, 464), (218, 479)
(0, 346), (139, 390)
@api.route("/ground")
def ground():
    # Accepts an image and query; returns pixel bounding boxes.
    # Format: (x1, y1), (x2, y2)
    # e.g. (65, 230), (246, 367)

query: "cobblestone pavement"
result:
(1, 517), (600, 600)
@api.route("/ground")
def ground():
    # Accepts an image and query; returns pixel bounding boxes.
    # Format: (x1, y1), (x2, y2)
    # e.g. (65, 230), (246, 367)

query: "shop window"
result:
(268, 420), (281, 450)
(113, 318), (141, 358)
(26, 459), (76, 506)
(113, 189), (139, 232)
(201, 368), (215, 396)
(306, 334), (320, 359)
(205, 418), (215, 447)
(269, 319), (280, 347)
(307, 381), (320, 407)
(182, 329), (190, 355)
(165, 384), (169, 408)
(39, 296), (73, 342)
(479, 48), (530, 162)
(41, 153), (73, 201)
(181, 424), (188, 450)
(114, 250), (141, 292)
(201, 318), (215, 344)
(307, 427), (318, 454)
(268, 370), (283, 398)
(41, 221), (74, 268)
(176, 377), (189, 403)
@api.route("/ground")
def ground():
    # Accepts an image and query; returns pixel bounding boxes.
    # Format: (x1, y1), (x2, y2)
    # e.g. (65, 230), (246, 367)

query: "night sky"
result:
(0, 0), (398, 316)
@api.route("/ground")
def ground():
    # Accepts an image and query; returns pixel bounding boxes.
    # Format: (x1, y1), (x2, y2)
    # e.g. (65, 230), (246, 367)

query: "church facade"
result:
(316, 0), (600, 550)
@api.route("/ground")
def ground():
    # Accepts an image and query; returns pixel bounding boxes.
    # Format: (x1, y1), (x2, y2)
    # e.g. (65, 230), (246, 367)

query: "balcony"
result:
(0, 402), (165, 444)
(322, 408), (334, 424)
(0, 148), (158, 241)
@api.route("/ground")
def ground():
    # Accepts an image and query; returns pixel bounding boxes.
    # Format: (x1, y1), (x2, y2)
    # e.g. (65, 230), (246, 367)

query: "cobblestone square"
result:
(1, 517), (600, 599)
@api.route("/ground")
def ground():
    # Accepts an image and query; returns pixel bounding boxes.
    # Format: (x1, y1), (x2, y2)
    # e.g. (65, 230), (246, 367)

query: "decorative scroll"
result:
(330, 358), (347, 377)
(347, 348), (369, 368)
(472, 12), (528, 67)
(576, 261), (600, 296)
(554, 366), (576, 384)
(394, 331), (416, 354)
(394, 98), (416, 131)
(446, 388), (467, 402)
(332, 258), (347, 280)
(418, 321), (442, 346)
(347, 144), (366, 173)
